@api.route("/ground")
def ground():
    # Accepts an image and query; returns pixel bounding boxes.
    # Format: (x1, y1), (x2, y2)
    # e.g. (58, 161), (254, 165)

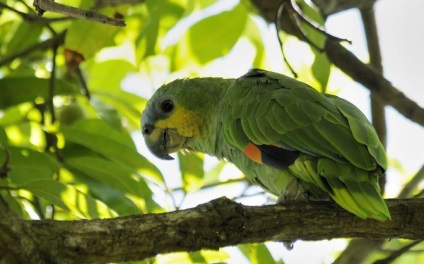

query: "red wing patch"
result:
(243, 142), (299, 170)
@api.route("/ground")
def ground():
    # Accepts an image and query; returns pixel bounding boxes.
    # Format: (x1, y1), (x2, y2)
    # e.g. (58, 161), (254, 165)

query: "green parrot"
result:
(141, 68), (390, 221)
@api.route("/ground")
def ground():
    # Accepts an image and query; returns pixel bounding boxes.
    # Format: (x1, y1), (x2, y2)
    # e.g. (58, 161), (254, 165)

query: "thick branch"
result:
(1, 197), (423, 263)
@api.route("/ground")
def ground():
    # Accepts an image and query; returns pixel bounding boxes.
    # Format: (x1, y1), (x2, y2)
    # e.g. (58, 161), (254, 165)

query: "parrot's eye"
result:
(160, 100), (174, 113)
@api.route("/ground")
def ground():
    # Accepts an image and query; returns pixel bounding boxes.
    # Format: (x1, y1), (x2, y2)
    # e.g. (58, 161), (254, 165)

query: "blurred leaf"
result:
(61, 119), (164, 183)
(299, 0), (325, 49)
(0, 193), (30, 219)
(244, 16), (267, 69)
(201, 161), (227, 187)
(0, 77), (79, 109)
(136, 0), (185, 60)
(65, 19), (120, 60)
(298, 1), (331, 92)
(91, 97), (123, 130)
(94, 91), (146, 130)
(239, 243), (280, 264)
(6, 21), (43, 55)
(0, 126), (8, 147)
(87, 60), (136, 92)
(178, 152), (204, 193)
(311, 52), (331, 92)
(65, 156), (143, 198)
(7, 147), (59, 186)
(22, 179), (116, 219)
(191, 250), (229, 263)
(188, 2), (247, 64)
(65, 166), (145, 215)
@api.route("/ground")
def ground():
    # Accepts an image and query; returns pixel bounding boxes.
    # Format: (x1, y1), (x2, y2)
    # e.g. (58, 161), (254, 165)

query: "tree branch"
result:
(249, 0), (424, 127)
(32, 0), (126, 27)
(324, 39), (424, 126)
(0, 197), (423, 263)
(311, 0), (375, 16)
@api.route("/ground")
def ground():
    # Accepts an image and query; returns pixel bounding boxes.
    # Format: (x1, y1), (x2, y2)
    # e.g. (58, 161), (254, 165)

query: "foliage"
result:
(0, 0), (422, 263)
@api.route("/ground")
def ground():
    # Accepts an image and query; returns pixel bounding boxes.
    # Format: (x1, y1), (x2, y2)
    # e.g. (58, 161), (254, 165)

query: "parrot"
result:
(141, 68), (390, 221)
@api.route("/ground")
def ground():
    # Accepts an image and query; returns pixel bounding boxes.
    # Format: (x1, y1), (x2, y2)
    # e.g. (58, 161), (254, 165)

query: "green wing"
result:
(222, 69), (389, 220)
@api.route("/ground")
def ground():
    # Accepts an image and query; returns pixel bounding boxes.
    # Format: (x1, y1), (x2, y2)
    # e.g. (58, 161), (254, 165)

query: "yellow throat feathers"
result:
(155, 107), (203, 138)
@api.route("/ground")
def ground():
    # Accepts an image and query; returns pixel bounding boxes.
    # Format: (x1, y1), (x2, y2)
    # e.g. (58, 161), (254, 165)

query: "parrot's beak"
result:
(142, 123), (185, 160)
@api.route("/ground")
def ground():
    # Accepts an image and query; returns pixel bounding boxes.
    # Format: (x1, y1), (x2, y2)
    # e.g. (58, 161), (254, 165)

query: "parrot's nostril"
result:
(142, 124), (154, 135)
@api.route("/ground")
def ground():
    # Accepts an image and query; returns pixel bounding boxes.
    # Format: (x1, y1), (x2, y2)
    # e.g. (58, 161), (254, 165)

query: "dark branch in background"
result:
(0, 2), (67, 25)
(0, 31), (66, 67)
(311, 0), (374, 17)
(276, 2), (297, 78)
(48, 41), (58, 123)
(32, 0), (126, 27)
(373, 240), (423, 264)
(324, 40), (424, 126)
(398, 165), (424, 199)
(250, 0), (424, 127)
(361, 6), (386, 146)
(361, 2), (387, 192)
(0, 195), (424, 263)
(334, 7), (388, 264)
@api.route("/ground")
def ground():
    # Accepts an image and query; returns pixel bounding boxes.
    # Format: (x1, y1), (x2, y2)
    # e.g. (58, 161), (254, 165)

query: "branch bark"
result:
(1, 196), (423, 263)
(32, 0), (126, 27)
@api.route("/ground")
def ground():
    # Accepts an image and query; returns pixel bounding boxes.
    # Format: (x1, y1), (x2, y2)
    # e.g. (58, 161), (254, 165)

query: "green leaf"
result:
(0, 77), (79, 109)
(7, 147), (59, 186)
(239, 244), (280, 264)
(244, 16), (267, 69)
(64, 166), (145, 215)
(91, 97), (123, 130)
(201, 161), (227, 187)
(87, 60), (136, 92)
(178, 152), (204, 193)
(65, 156), (143, 198)
(311, 52), (331, 92)
(0, 192), (30, 219)
(61, 119), (164, 184)
(65, 19), (120, 59)
(6, 21), (43, 55)
(93, 91), (146, 130)
(188, 2), (248, 64)
(300, 0), (325, 49)
(136, 0), (185, 60)
(22, 179), (116, 219)
(0, 126), (8, 147)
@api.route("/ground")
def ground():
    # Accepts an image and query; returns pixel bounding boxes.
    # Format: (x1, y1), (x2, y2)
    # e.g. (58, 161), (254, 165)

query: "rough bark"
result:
(1, 196), (423, 263)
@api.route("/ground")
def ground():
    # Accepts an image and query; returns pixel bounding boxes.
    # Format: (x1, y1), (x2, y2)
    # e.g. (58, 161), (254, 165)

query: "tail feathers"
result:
(318, 159), (391, 221)
(326, 178), (391, 221)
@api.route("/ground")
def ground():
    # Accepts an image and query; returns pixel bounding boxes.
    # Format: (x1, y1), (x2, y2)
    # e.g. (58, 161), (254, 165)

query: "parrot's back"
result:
(220, 69), (390, 221)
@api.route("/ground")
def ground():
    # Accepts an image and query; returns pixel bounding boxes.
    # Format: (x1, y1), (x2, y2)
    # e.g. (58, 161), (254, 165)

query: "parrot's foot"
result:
(276, 179), (309, 203)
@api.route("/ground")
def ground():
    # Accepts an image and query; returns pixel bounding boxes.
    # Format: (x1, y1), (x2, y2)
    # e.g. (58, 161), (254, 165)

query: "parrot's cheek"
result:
(143, 128), (185, 160)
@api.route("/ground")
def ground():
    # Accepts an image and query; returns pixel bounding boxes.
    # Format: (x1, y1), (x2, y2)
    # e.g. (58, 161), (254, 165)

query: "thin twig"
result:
(276, 1), (298, 78)
(398, 165), (424, 198)
(373, 240), (423, 264)
(48, 43), (58, 123)
(33, 0), (126, 27)
(0, 31), (66, 67)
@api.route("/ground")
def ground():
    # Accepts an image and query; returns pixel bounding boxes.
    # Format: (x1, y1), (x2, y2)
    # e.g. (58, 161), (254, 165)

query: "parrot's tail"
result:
(317, 159), (391, 221)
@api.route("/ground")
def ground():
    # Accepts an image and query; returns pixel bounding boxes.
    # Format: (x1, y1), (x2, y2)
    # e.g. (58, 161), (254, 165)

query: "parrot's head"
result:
(141, 78), (231, 160)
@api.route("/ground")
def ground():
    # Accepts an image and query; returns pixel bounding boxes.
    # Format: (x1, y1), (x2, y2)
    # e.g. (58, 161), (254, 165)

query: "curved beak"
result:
(142, 124), (185, 160)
